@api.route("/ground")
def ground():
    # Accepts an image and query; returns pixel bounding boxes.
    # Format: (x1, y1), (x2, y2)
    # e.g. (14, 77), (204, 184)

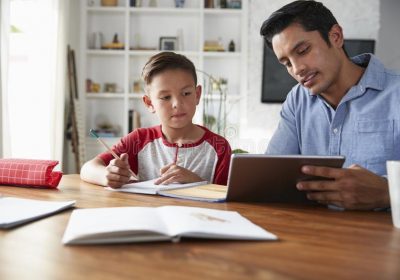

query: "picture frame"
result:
(159, 37), (178, 51)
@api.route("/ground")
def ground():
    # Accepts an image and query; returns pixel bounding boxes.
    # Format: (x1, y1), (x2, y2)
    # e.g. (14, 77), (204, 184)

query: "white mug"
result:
(386, 161), (400, 228)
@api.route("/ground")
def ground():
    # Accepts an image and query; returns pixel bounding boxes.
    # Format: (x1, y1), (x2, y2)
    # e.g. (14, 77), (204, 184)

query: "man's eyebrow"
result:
(277, 40), (308, 63)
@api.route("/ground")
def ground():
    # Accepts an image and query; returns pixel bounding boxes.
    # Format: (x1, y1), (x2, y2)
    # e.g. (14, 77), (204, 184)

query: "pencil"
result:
(89, 129), (139, 181)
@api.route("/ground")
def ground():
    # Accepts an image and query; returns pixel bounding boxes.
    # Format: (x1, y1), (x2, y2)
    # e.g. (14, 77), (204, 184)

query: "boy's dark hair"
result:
(142, 51), (197, 86)
(260, 0), (338, 50)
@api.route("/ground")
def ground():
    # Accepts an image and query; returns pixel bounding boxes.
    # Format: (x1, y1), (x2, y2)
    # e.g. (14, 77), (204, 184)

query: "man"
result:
(260, 0), (400, 210)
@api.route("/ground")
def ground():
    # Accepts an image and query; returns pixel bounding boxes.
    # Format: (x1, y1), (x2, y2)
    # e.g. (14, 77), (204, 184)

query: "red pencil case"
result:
(0, 159), (63, 188)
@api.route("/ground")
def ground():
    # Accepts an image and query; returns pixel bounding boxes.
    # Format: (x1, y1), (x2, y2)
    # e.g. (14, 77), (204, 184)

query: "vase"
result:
(175, 0), (185, 8)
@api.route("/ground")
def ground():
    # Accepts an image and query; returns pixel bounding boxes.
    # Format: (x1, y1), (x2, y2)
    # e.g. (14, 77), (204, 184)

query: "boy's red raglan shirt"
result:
(98, 125), (231, 185)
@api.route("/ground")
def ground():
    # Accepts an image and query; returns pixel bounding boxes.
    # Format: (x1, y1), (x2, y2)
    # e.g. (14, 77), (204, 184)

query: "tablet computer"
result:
(226, 154), (345, 203)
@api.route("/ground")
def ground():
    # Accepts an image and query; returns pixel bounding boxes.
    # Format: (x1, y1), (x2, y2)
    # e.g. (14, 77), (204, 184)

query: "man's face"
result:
(271, 23), (343, 95)
(143, 69), (201, 129)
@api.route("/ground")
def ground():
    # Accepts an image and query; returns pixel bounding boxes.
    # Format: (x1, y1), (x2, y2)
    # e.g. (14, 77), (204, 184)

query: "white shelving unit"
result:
(79, 0), (248, 159)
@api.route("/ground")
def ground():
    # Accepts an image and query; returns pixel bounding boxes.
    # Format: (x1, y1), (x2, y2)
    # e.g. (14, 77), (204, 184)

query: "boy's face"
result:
(271, 23), (344, 95)
(143, 69), (201, 129)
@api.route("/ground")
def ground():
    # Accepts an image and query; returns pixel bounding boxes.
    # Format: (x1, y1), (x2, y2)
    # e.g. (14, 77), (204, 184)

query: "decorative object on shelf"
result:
(130, 0), (136, 7)
(128, 109), (141, 132)
(204, 0), (213, 8)
(220, 0), (227, 8)
(91, 83), (101, 93)
(101, 0), (118, 7)
(86, 79), (92, 92)
(203, 39), (225, 52)
(132, 79), (143, 93)
(95, 117), (120, 137)
(197, 70), (229, 136)
(175, 0), (185, 8)
(159, 36), (178, 51)
(229, 0), (241, 9)
(149, 0), (157, 7)
(104, 83), (117, 93)
(87, 0), (95, 7)
(228, 39), (235, 52)
(102, 33), (124, 49)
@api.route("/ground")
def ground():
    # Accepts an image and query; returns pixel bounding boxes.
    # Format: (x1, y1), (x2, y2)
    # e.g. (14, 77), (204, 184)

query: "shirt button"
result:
(333, 128), (338, 134)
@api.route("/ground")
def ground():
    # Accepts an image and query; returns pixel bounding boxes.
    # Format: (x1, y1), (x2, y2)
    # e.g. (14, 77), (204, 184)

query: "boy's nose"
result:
(172, 97), (182, 108)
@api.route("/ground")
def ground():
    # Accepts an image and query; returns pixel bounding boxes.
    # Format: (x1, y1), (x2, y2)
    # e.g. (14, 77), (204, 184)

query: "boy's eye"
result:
(284, 61), (292, 68)
(159, 96), (171, 101)
(183, 91), (192, 96)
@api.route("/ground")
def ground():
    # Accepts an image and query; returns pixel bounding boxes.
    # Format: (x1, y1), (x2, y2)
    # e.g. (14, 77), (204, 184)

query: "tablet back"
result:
(225, 154), (345, 203)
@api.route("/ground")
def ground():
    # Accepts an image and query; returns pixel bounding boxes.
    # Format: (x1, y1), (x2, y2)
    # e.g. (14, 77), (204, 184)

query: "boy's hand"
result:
(155, 163), (203, 185)
(105, 153), (133, 188)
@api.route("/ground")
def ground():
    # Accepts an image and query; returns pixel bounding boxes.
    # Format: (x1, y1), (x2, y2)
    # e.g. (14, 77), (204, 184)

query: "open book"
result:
(106, 179), (209, 195)
(62, 205), (277, 245)
(0, 197), (75, 229)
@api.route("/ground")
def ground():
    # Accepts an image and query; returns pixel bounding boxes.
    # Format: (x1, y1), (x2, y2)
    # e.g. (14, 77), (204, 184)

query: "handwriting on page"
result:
(190, 212), (229, 223)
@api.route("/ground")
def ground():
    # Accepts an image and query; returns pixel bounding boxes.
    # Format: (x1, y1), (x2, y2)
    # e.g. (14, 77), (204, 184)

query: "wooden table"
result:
(1, 175), (399, 280)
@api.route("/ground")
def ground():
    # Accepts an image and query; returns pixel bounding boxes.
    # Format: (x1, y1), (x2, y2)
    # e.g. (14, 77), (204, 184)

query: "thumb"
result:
(120, 153), (129, 164)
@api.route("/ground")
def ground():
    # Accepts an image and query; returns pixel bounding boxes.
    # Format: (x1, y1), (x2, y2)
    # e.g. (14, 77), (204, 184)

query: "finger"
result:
(160, 163), (175, 175)
(302, 165), (343, 179)
(107, 164), (132, 178)
(306, 191), (342, 202)
(296, 180), (338, 192)
(161, 175), (182, 185)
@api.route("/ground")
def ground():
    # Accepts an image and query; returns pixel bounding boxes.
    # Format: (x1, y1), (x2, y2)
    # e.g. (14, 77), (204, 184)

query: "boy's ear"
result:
(143, 94), (155, 113)
(195, 85), (202, 105)
(329, 24), (344, 49)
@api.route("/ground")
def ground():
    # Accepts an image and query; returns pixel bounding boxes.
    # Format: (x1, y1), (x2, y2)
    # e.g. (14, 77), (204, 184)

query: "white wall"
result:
(377, 0), (400, 70)
(242, 0), (381, 153)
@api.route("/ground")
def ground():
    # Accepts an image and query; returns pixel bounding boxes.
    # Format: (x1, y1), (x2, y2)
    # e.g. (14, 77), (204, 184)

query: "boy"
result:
(80, 52), (231, 188)
(261, 0), (400, 209)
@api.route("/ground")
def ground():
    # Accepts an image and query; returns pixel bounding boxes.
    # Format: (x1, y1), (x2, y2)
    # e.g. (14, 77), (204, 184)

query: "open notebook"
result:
(62, 205), (278, 245)
(106, 179), (209, 195)
(0, 197), (75, 229)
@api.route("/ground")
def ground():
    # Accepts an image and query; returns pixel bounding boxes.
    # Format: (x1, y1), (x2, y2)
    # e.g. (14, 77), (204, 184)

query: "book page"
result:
(0, 197), (75, 229)
(157, 206), (277, 241)
(106, 179), (208, 195)
(62, 207), (170, 244)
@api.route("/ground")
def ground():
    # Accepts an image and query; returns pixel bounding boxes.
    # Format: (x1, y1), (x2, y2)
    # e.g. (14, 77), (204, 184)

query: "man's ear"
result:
(329, 24), (344, 49)
(195, 85), (202, 105)
(143, 94), (155, 113)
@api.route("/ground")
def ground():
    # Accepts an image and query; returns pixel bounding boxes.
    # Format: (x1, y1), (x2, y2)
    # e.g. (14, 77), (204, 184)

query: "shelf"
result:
(87, 49), (125, 56)
(128, 50), (199, 56)
(86, 93), (125, 98)
(129, 93), (144, 99)
(204, 8), (242, 15)
(81, 0), (248, 160)
(203, 51), (241, 58)
(87, 7), (126, 13)
(129, 7), (200, 15)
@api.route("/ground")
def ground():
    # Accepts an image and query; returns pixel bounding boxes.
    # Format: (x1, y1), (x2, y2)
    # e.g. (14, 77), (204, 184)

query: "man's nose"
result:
(292, 60), (306, 76)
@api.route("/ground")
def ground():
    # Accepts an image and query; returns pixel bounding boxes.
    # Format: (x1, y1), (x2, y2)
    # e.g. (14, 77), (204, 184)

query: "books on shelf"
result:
(0, 197), (75, 229)
(62, 205), (278, 245)
(128, 109), (141, 132)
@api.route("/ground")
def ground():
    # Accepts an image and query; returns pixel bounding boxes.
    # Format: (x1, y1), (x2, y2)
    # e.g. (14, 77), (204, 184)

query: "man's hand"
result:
(104, 153), (132, 188)
(154, 163), (203, 185)
(297, 164), (390, 210)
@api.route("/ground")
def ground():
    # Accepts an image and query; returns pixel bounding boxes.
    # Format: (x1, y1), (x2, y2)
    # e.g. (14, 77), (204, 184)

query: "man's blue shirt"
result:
(266, 54), (400, 176)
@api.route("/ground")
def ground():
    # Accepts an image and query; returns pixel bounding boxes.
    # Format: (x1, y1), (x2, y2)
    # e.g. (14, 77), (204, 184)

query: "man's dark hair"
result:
(260, 0), (338, 50)
(142, 51), (197, 86)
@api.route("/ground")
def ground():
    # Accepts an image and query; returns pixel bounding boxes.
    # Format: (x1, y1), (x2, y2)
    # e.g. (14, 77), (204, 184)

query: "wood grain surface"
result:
(1, 175), (399, 280)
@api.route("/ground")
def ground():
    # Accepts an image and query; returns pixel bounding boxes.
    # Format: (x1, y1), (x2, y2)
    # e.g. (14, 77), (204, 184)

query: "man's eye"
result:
(298, 46), (309, 55)
(285, 61), (292, 68)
